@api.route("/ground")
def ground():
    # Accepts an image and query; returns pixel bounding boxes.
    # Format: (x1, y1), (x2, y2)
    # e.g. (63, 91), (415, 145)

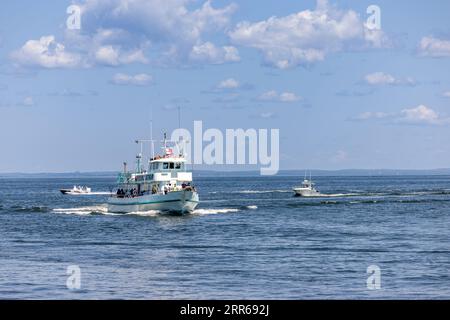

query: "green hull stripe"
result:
(108, 199), (199, 206)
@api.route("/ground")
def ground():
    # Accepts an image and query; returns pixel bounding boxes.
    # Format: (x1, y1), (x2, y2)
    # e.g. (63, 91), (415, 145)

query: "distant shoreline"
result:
(1, 169), (450, 178)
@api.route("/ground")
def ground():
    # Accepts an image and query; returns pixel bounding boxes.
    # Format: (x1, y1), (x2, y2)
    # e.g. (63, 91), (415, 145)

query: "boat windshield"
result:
(151, 162), (185, 171)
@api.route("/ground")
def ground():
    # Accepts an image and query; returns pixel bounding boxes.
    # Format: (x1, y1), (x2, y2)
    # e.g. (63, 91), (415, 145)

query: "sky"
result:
(1, 0), (450, 173)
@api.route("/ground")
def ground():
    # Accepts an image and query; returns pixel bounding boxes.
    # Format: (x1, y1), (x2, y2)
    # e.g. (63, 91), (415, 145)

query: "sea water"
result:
(0, 175), (449, 299)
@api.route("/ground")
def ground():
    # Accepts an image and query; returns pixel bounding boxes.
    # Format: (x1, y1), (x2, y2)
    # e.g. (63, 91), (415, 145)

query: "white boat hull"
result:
(107, 190), (199, 214)
(293, 188), (321, 197)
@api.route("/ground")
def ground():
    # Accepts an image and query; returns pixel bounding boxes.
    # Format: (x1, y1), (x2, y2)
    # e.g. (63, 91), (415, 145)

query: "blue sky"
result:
(1, 0), (450, 172)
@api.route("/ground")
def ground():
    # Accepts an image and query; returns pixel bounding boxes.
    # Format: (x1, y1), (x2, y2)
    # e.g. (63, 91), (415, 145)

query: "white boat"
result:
(60, 185), (92, 194)
(293, 173), (321, 197)
(107, 134), (199, 214)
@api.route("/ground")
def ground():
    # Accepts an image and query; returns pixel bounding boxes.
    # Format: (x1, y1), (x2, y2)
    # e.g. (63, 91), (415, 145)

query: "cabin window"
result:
(163, 162), (169, 169)
(175, 162), (181, 169)
(169, 162), (174, 169)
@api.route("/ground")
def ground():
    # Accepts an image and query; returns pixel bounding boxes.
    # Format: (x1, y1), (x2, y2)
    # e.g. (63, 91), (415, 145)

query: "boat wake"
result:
(62, 192), (113, 196)
(233, 190), (292, 194)
(298, 192), (360, 198)
(52, 206), (108, 215)
(193, 208), (240, 215)
(52, 205), (258, 216)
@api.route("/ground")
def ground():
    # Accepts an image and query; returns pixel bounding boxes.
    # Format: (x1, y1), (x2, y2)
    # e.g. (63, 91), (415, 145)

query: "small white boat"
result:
(107, 134), (199, 214)
(293, 174), (320, 197)
(60, 185), (92, 195)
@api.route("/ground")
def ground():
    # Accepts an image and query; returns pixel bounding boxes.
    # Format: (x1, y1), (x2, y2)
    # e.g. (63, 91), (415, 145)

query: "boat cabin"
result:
(114, 148), (194, 198)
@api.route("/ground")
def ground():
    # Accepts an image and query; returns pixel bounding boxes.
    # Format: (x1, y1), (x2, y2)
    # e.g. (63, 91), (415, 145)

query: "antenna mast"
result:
(150, 120), (154, 158)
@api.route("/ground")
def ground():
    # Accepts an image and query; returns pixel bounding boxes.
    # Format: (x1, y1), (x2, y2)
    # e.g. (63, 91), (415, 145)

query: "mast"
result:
(135, 140), (143, 173)
(150, 119), (154, 159)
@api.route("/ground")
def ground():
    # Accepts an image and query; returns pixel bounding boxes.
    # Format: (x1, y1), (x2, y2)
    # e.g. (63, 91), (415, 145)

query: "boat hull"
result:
(107, 190), (199, 214)
(293, 188), (321, 197)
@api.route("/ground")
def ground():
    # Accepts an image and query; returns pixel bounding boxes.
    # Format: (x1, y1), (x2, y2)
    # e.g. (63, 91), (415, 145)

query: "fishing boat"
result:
(293, 173), (321, 197)
(107, 134), (199, 214)
(60, 185), (92, 195)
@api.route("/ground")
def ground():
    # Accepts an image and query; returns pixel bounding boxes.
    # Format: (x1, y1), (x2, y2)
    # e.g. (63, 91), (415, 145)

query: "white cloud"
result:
(11, 35), (81, 68)
(442, 91), (450, 98)
(418, 36), (450, 57)
(189, 42), (240, 64)
(259, 90), (301, 102)
(11, 1), (239, 68)
(80, 0), (238, 65)
(365, 72), (396, 85)
(279, 92), (301, 102)
(23, 97), (34, 106)
(111, 73), (153, 86)
(354, 111), (389, 120)
(259, 112), (275, 119)
(217, 78), (240, 89)
(364, 72), (415, 86)
(229, 0), (389, 69)
(354, 105), (450, 125)
(94, 46), (148, 66)
(399, 105), (443, 125)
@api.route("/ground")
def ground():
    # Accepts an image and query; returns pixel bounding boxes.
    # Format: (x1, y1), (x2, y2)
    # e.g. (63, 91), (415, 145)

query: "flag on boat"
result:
(165, 148), (173, 155)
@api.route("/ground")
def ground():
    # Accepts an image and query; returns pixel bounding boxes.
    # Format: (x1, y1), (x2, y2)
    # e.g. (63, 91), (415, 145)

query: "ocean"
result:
(0, 175), (449, 299)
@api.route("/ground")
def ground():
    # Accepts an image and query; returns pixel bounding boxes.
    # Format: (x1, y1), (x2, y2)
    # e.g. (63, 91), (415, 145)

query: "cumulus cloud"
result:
(94, 46), (148, 66)
(399, 105), (444, 125)
(354, 105), (450, 125)
(111, 73), (153, 86)
(79, 0), (238, 65)
(10, 35), (81, 68)
(229, 0), (390, 69)
(418, 36), (450, 57)
(189, 42), (240, 64)
(258, 90), (301, 102)
(364, 72), (416, 86)
(11, 0), (239, 68)
(217, 78), (240, 89)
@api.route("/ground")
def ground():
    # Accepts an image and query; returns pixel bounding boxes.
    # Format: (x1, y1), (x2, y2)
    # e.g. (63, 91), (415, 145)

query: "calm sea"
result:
(0, 175), (449, 299)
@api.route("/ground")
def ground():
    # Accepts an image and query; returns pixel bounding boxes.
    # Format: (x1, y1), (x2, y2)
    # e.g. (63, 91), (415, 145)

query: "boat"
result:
(60, 185), (92, 194)
(107, 134), (199, 214)
(293, 173), (321, 197)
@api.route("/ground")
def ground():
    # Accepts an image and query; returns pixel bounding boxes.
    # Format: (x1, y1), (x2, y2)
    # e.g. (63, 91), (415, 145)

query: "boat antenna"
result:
(164, 132), (167, 149)
(178, 106), (181, 129)
(150, 119), (154, 159)
(135, 140), (144, 173)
